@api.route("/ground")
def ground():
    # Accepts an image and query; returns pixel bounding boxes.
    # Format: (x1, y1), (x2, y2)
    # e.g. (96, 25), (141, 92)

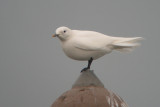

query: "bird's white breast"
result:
(61, 40), (110, 61)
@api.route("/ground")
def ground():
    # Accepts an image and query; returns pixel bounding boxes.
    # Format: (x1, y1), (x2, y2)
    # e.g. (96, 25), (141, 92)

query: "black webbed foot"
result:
(80, 57), (93, 73)
(81, 67), (89, 72)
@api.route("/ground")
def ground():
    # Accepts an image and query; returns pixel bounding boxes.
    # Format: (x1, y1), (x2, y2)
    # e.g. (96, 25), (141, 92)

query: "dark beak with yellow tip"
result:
(52, 34), (59, 37)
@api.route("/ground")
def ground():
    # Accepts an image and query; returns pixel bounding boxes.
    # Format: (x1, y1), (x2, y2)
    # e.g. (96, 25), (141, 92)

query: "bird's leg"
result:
(81, 57), (93, 72)
(87, 57), (93, 69)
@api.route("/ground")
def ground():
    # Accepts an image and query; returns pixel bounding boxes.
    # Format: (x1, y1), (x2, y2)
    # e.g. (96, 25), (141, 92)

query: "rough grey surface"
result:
(72, 70), (104, 88)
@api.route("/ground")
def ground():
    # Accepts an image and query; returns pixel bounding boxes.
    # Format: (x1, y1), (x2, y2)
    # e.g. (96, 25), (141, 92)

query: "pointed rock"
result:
(72, 70), (104, 88)
(51, 70), (128, 107)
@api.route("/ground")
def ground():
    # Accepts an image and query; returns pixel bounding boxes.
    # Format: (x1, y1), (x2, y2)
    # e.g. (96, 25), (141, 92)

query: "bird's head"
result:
(52, 26), (72, 41)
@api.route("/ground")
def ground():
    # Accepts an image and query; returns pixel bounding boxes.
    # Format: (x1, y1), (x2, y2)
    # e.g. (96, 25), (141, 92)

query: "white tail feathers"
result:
(112, 37), (143, 52)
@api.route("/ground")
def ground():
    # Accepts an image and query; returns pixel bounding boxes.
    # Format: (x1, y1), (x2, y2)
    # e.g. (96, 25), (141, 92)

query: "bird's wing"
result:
(72, 31), (113, 51)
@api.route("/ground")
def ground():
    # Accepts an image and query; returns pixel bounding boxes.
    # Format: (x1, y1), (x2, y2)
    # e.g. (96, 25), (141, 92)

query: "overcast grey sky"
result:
(0, 0), (160, 107)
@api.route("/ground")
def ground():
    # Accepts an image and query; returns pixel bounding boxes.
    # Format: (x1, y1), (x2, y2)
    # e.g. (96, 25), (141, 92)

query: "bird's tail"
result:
(111, 37), (143, 52)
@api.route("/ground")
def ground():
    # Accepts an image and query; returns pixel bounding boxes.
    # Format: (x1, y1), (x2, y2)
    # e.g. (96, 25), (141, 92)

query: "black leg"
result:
(81, 57), (93, 72)
(87, 57), (93, 69)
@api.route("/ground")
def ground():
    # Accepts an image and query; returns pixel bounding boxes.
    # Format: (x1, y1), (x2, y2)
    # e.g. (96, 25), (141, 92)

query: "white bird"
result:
(52, 26), (143, 72)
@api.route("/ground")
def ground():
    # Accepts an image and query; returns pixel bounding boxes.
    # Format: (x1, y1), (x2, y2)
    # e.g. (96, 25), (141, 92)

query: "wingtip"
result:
(135, 37), (144, 40)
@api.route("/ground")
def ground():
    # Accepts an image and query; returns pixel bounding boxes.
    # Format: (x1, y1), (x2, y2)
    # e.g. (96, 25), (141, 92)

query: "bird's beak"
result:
(52, 34), (59, 37)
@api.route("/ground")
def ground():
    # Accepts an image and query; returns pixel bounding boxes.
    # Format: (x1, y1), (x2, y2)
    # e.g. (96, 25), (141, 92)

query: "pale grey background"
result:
(0, 0), (160, 107)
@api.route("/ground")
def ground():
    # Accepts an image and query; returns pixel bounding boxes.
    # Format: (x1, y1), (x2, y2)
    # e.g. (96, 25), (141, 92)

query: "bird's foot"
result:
(81, 67), (89, 72)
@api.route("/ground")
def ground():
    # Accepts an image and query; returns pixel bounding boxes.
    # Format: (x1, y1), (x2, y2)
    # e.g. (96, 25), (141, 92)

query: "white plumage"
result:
(52, 26), (143, 71)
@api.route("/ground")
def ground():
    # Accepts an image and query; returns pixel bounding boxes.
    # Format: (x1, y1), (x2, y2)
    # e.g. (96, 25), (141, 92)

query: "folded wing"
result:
(72, 31), (113, 51)
(72, 30), (143, 52)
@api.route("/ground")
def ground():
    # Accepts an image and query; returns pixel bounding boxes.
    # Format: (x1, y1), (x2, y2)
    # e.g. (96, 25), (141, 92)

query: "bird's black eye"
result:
(63, 30), (66, 33)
